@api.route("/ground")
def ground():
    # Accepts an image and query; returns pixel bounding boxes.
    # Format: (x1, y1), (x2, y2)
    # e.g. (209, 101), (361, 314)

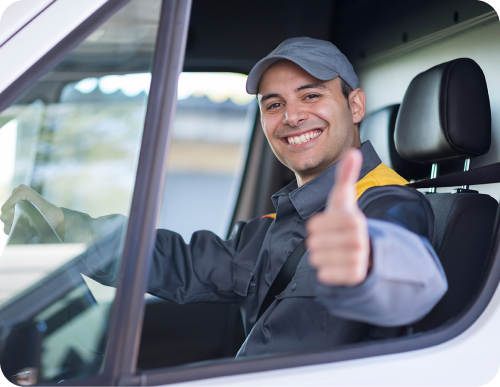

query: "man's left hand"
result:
(306, 149), (371, 287)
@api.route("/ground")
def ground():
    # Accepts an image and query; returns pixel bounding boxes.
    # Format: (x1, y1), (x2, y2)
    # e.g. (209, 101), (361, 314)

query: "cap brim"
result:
(246, 55), (340, 94)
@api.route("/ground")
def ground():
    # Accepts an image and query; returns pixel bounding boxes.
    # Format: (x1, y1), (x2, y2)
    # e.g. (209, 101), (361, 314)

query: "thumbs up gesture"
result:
(306, 149), (371, 287)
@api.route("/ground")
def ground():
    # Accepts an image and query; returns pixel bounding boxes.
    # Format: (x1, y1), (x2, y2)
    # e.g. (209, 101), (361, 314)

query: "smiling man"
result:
(257, 62), (363, 187)
(1, 37), (447, 357)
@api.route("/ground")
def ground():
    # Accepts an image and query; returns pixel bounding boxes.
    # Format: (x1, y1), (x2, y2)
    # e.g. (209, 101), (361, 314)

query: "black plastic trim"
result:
(102, 0), (192, 385)
(141, 208), (500, 385)
(227, 109), (262, 235)
(0, 0), (132, 115)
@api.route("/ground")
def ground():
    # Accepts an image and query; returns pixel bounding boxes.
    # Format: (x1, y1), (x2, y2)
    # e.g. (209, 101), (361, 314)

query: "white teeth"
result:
(287, 130), (320, 145)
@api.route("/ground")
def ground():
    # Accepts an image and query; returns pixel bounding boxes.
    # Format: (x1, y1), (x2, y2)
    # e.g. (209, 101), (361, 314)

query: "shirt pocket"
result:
(232, 262), (257, 297)
(275, 268), (317, 299)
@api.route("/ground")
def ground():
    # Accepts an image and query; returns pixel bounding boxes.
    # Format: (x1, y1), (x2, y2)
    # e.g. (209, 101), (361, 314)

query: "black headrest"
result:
(359, 104), (429, 180)
(394, 58), (491, 164)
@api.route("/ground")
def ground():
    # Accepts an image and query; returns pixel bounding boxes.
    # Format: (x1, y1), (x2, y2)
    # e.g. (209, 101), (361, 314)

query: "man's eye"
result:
(267, 103), (281, 110)
(305, 94), (319, 100)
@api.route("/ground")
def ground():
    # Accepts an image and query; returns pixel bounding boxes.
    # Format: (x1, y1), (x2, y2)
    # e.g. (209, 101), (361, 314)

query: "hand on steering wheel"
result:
(0, 185), (64, 240)
(7, 200), (63, 244)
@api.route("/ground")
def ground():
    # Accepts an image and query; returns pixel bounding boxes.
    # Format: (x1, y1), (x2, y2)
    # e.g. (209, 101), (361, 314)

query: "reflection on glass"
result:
(0, 0), (161, 384)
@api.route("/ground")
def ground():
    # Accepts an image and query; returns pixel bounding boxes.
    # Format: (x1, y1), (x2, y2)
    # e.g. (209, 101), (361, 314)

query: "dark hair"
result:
(340, 77), (353, 108)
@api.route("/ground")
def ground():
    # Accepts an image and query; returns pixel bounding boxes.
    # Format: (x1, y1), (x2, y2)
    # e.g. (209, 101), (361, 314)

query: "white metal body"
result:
(1, 0), (500, 386)
(0, 0), (54, 46)
(0, 0), (107, 94)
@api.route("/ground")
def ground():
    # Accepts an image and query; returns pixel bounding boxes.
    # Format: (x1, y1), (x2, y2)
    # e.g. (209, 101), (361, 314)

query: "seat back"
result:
(415, 193), (497, 331)
(393, 58), (496, 332)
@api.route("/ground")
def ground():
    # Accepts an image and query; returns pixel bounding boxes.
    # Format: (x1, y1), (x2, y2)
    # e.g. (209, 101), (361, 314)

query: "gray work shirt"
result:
(66, 141), (447, 358)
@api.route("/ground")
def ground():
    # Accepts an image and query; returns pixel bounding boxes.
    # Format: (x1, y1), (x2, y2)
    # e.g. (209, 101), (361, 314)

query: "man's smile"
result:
(258, 61), (363, 186)
(282, 129), (323, 146)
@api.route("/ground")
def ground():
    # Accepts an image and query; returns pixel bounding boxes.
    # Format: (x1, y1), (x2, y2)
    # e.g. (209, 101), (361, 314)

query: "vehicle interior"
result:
(0, 0), (499, 385)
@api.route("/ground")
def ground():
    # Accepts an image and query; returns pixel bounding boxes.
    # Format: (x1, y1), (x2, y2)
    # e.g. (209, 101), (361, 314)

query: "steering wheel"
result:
(1, 200), (108, 380)
(6, 200), (63, 245)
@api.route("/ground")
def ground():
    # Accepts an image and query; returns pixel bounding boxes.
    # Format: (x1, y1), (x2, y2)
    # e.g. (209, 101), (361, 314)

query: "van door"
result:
(0, 0), (191, 385)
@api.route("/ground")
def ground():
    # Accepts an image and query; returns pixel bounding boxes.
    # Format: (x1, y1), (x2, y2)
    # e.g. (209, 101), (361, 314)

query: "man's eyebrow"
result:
(260, 93), (281, 104)
(296, 83), (327, 92)
(259, 83), (326, 103)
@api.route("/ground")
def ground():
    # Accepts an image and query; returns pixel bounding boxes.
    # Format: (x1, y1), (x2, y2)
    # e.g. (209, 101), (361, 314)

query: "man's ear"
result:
(349, 88), (366, 125)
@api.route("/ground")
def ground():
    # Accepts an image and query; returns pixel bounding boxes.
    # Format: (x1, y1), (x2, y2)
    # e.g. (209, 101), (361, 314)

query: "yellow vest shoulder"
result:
(355, 163), (409, 200)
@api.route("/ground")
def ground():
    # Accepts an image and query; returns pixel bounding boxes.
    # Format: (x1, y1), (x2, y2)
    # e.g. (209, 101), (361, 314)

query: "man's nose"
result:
(283, 103), (307, 127)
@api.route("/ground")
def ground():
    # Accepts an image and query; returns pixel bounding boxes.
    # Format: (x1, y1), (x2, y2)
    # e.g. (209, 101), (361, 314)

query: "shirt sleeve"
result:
(62, 208), (255, 304)
(315, 185), (448, 327)
(146, 227), (240, 304)
(62, 207), (131, 287)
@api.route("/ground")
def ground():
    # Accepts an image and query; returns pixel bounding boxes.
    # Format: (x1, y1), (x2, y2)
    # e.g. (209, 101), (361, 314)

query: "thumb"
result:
(327, 148), (363, 213)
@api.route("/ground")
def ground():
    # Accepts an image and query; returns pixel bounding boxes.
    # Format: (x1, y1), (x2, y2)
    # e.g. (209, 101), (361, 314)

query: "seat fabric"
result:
(412, 193), (498, 332)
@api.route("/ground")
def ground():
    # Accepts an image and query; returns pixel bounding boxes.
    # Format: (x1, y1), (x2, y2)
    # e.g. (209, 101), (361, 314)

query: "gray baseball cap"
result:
(246, 37), (358, 94)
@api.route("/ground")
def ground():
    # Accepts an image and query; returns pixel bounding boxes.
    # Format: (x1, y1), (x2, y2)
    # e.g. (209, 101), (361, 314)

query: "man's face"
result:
(258, 61), (364, 186)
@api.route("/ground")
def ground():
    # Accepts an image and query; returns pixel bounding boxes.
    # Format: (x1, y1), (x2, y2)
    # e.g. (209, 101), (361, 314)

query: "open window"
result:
(138, 73), (255, 369)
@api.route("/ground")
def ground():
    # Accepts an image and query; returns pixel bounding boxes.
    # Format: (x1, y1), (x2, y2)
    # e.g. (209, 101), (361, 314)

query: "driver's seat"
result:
(393, 58), (498, 331)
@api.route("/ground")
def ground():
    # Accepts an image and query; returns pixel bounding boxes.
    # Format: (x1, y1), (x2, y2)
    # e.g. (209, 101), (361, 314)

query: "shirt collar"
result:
(271, 141), (381, 219)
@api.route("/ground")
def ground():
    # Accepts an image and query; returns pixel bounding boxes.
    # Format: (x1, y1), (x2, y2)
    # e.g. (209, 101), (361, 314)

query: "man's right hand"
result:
(0, 184), (64, 236)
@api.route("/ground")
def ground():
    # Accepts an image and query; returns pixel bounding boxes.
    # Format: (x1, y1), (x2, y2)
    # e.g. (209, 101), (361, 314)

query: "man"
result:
(1, 37), (446, 357)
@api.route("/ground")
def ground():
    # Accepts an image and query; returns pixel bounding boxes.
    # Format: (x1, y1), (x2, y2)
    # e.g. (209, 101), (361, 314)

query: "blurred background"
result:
(0, 71), (256, 302)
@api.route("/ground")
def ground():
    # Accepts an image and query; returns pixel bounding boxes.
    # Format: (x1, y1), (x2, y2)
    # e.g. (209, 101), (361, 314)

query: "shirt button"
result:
(291, 282), (297, 291)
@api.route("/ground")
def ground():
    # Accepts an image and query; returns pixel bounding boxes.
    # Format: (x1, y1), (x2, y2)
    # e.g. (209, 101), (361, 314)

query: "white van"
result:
(1, 0), (500, 385)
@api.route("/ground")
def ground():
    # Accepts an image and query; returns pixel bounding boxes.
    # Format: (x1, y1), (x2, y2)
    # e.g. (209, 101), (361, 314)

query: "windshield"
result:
(0, 0), (161, 384)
